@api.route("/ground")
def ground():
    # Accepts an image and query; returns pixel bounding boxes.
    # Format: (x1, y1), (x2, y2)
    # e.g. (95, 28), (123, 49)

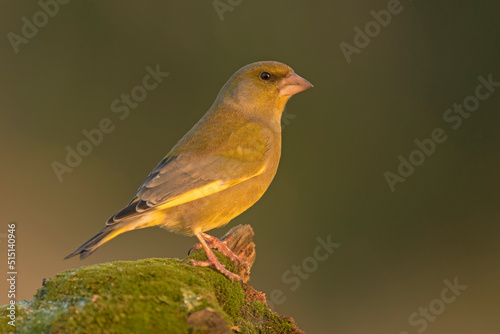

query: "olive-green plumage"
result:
(65, 61), (313, 277)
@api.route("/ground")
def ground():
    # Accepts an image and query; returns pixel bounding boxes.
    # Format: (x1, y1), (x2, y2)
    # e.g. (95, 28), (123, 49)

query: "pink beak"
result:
(278, 72), (314, 97)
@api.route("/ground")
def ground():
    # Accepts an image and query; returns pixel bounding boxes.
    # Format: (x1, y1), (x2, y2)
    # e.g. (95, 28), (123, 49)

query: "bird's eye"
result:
(260, 72), (271, 81)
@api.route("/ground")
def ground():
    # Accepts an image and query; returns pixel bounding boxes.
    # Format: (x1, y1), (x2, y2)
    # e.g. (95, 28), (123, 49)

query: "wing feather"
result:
(107, 122), (272, 225)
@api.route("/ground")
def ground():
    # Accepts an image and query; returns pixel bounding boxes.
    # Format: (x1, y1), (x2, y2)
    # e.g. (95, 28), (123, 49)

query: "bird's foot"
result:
(188, 233), (249, 271)
(201, 233), (250, 271)
(184, 231), (246, 282)
(184, 258), (243, 283)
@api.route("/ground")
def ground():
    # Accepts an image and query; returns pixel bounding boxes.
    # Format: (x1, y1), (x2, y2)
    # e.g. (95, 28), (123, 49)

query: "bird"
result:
(65, 61), (313, 282)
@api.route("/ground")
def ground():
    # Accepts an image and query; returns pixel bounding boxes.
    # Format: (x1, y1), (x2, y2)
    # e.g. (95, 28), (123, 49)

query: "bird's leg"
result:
(187, 233), (235, 254)
(185, 232), (243, 282)
(200, 233), (250, 271)
(187, 233), (249, 271)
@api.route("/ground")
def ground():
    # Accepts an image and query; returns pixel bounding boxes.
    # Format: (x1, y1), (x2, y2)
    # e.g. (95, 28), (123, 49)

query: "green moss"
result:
(234, 301), (298, 334)
(0, 252), (301, 334)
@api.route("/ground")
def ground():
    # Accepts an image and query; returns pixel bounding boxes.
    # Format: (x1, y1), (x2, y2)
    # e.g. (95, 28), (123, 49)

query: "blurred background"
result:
(1, 1), (499, 333)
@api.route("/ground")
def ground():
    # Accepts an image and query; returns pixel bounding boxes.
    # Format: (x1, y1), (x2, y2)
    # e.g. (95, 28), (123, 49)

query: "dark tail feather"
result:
(64, 224), (124, 260)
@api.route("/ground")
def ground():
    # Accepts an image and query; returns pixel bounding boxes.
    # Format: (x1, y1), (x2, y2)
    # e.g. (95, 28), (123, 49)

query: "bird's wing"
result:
(108, 122), (273, 224)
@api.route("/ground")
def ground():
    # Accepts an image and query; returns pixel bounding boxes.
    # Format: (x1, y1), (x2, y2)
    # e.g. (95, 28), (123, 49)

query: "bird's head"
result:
(217, 61), (313, 122)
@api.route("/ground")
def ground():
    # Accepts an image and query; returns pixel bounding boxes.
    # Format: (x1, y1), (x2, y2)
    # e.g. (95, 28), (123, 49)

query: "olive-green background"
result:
(1, 1), (499, 333)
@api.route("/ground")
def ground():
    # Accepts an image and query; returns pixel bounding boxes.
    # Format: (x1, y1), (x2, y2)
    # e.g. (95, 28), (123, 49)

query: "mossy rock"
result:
(0, 251), (302, 333)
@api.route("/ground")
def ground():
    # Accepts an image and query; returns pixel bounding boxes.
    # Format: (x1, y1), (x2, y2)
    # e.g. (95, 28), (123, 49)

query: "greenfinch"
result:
(65, 61), (313, 281)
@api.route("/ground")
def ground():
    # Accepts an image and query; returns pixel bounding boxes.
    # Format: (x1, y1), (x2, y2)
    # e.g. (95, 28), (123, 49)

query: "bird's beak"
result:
(278, 72), (314, 97)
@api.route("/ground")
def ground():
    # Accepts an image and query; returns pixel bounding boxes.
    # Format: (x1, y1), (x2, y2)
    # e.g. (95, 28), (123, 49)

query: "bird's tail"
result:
(64, 223), (128, 260)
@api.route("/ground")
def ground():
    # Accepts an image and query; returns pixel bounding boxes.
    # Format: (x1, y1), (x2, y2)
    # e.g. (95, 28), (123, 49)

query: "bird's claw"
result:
(184, 258), (243, 282)
(187, 243), (202, 255)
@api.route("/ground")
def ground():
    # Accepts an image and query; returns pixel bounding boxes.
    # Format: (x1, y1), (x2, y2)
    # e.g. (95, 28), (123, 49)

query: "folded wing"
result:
(107, 122), (272, 225)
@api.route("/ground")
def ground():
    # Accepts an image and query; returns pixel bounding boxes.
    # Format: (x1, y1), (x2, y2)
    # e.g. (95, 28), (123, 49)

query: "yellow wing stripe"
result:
(156, 165), (266, 211)
(98, 228), (127, 246)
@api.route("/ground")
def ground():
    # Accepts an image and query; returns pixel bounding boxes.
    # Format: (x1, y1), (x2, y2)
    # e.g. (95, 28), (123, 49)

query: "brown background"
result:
(1, 1), (499, 333)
